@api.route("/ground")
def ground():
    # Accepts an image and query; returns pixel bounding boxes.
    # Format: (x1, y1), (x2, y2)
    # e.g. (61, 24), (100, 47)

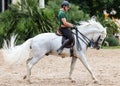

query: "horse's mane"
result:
(79, 19), (105, 31)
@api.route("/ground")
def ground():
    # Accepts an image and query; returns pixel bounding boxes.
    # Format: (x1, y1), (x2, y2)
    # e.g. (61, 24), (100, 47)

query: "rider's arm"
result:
(61, 18), (73, 28)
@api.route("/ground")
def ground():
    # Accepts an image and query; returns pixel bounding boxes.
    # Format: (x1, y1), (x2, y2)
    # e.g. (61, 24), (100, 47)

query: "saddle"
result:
(56, 29), (75, 57)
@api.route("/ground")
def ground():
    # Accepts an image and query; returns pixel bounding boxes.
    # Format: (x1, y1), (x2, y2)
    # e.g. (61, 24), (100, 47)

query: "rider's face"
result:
(63, 6), (69, 11)
(65, 6), (69, 11)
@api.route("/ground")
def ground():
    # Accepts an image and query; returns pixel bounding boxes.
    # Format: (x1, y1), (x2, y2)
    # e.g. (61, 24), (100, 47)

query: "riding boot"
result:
(57, 39), (70, 55)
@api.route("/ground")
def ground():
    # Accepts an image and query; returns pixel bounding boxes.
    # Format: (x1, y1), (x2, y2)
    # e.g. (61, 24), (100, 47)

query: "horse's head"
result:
(92, 24), (107, 50)
(93, 29), (107, 50)
(77, 20), (107, 50)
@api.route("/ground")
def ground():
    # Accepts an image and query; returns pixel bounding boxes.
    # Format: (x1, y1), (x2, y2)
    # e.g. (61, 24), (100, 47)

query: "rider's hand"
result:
(72, 25), (77, 30)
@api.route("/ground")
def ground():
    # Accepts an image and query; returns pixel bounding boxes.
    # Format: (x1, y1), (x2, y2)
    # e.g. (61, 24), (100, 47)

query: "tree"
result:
(0, 0), (53, 46)
(69, 0), (120, 19)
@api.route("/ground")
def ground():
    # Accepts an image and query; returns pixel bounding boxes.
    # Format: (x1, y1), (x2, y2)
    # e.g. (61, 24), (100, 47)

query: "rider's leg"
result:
(57, 39), (70, 55)
(57, 28), (73, 55)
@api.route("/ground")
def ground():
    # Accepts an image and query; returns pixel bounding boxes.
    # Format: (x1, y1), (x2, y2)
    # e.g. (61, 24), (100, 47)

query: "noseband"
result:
(93, 35), (101, 48)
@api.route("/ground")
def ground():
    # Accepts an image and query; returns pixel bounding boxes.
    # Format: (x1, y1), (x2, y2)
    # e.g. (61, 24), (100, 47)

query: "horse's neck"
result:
(77, 26), (97, 40)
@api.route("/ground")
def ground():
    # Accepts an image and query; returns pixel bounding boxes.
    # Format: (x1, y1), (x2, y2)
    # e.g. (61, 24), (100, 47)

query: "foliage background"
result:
(0, 0), (119, 47)
(0, 0), (89, 47)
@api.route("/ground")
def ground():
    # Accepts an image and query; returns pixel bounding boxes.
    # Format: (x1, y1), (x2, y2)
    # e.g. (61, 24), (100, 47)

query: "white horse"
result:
(2, 20), (107, 83)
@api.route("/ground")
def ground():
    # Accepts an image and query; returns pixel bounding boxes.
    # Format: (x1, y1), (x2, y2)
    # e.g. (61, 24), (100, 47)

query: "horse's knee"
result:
(26, 57), (33, 64)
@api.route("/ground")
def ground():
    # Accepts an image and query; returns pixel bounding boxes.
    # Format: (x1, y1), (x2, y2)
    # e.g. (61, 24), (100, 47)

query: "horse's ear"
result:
(101, 28), (106, 33)
(105, 27), (107, 29)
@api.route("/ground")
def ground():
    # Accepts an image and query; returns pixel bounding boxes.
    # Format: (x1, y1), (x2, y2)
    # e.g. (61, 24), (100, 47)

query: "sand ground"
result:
(0, 48), (120, 86)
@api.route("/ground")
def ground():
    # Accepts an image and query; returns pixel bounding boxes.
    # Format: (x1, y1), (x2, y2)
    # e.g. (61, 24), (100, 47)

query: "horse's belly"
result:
(50, 48), (70, 58)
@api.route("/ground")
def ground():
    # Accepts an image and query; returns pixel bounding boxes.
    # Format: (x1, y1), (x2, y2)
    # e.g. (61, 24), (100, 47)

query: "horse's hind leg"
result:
(69, 56), (77, 82)
(23, 57), (33, 83)
(23, 54), (43, 83)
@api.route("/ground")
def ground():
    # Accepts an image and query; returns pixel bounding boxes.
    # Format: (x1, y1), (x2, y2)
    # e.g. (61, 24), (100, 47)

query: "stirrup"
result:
(57, 49), (63, 55)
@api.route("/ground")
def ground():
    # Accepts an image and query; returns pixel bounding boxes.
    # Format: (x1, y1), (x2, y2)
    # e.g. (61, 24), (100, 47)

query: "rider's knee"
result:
(69, 37), (74, 42)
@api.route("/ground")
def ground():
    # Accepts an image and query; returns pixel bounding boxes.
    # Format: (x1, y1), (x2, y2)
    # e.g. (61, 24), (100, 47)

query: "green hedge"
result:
(105, 37), (119, 46)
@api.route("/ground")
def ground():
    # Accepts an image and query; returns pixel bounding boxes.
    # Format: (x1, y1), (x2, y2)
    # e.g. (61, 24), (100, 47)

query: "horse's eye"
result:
(99, 39), (102, 41)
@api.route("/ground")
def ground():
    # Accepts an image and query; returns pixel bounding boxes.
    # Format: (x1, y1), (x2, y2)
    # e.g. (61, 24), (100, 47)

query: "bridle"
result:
(72, 28), (103, 50)
(93, 35), (101, 48)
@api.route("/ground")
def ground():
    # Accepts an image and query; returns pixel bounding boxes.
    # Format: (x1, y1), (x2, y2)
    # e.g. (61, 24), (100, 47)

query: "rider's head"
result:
(61, 1), (69, 11)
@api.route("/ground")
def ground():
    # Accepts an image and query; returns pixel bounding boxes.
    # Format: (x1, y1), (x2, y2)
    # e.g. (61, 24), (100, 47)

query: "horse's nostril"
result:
(96, 46), (100, 50)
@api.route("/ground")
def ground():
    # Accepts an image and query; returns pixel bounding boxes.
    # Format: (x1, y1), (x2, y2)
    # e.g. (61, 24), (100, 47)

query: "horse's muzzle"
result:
(96, 46), (101, 50)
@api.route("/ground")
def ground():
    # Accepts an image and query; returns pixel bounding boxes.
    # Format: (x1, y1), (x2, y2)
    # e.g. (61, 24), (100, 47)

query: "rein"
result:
(72, 28), (91, 50)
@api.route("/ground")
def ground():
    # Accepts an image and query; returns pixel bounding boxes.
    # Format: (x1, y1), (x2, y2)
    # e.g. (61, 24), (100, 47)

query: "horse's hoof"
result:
(23, 75), (26, 79)
(71, 80), (76, 83)
(92, 77), (98, 84)
(69, 77), (76, 83)
(69, 77), (72, 80)
(27, 79), (32, 84)
(93, 80), (98, 84)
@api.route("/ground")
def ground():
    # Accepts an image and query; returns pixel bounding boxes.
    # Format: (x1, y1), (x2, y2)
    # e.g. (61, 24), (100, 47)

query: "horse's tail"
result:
(2, 35), (32, 65)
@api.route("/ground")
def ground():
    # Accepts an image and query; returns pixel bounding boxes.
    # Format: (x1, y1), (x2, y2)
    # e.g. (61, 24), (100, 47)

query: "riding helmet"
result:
(61, 1), (69, 7)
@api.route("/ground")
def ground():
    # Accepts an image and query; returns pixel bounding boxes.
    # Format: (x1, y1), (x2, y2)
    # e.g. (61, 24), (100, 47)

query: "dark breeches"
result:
(59, 28), (73, 42)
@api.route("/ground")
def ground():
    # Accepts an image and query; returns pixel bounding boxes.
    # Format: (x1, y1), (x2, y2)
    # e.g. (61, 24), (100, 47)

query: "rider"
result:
(57, 0), (76, 55)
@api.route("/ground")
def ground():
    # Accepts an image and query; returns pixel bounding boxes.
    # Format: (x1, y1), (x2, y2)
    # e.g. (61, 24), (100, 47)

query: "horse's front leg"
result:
(69, 56), (77, 82)
(78, 52), (98, 83)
